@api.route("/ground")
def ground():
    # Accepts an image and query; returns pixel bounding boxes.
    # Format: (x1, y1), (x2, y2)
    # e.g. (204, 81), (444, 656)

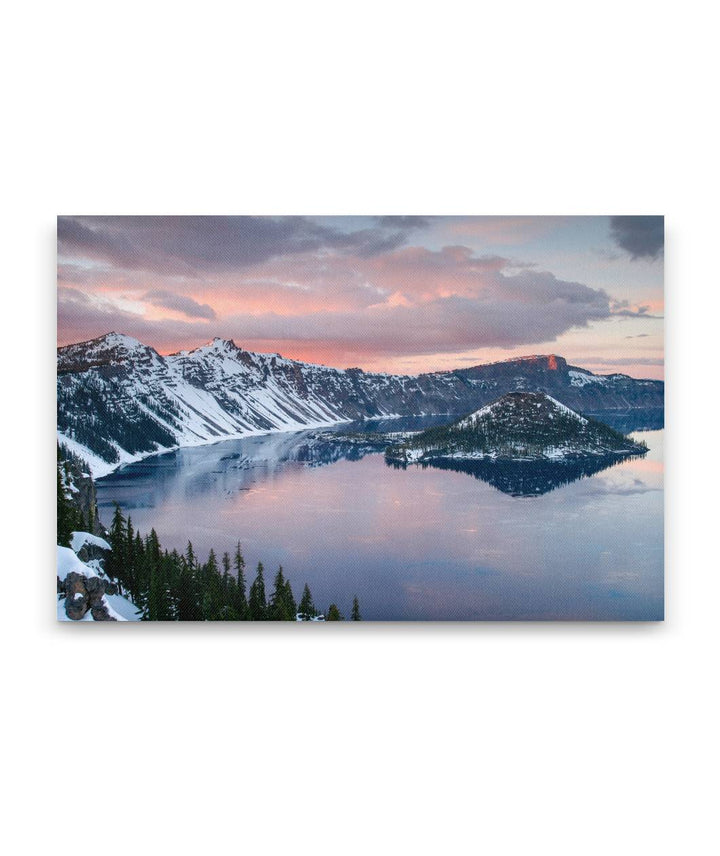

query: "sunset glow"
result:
(57, 215), (664, 378)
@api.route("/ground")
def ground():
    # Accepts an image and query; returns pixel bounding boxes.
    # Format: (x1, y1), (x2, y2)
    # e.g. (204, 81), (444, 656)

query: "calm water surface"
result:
(96, 420), (664, 620)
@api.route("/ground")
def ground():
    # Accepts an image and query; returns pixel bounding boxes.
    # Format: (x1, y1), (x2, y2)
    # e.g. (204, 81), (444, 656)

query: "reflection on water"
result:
(584, 408), (664, 433)
(96, 419), (663, 621)
(390, 453), (645, 497)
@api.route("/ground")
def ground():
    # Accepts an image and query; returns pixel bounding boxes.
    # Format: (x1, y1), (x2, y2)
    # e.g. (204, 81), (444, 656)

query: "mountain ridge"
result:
(57, 332), (663, 476)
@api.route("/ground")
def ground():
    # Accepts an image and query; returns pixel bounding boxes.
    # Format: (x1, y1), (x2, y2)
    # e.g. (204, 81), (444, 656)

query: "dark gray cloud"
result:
(57, 215), (418, 274)
(609, 216), (664, 260)
(217, 286), (610, 357)
(143, 289), (216, 320)
(375, 216), (432, 230)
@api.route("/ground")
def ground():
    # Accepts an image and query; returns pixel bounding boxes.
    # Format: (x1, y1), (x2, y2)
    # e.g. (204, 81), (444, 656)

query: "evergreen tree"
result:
(144, 547), (163, 619)
(220, 552), (237, 615)
(177, 542), (201, 620)
(165, 549), (183, 617)
(233, 542), (248, 618)
(221, 551), (231, 595)
(132, 530), (144, 602)
(141, 529), (173, 621)
(124, 516), (136, 600)
(248, 562), (267, 620)
(298, 583), (316, 620)
(58, 485), (351, 623)
(106, 504), (127, 588)
(201, 548), (224, 620)
(351, 596), (361, 621)
(284, 579), (297, 619)
(56, 463), (73, 547)
(269, 566), (295, 620)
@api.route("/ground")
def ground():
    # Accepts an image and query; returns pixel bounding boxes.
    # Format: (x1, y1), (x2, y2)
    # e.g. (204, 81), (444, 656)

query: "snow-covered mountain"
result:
(57, 333), (664, 476)
(386, 392), (648, 465)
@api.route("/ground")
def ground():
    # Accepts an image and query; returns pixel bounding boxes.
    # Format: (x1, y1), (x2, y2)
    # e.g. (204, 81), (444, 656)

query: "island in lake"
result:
(384, 392), (647, 495)
(56, 214), (664, 621)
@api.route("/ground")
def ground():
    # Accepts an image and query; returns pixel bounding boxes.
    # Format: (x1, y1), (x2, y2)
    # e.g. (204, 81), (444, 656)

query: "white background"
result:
(2, 2), (718, 854)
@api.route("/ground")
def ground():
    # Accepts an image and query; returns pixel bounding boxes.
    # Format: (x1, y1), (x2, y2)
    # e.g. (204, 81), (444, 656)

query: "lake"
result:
(95, 417), (664, 620)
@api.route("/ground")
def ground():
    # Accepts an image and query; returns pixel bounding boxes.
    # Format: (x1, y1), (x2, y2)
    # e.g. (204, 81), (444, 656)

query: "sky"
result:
(57, 215), (664, 379)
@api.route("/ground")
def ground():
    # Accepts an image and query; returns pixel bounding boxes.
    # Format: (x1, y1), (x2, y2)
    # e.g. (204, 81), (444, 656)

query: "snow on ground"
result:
(57, 545), (100, 581)
(60, 412), (356, 479)
(542, 395), (588, 423)
(568, 370), (607, 387)
(70, 531), (111, 553)
(56, 593), (139, 621)
(457, 394), (587, 429)
(455, 399), (505, 428)
(57, 404), (354, 479)
(104, 595), (141, 621)
(57, 432), (137, 479)
(57, 544), (140, 621)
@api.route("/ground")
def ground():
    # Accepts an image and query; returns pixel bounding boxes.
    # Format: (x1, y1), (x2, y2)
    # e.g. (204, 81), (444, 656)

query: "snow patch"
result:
(57, 545), (100, 581)
(57, 544), (140, 621)
(569, 370), (607, 388)
(542, 394), (588, 424)
(71, 531), (111, 553)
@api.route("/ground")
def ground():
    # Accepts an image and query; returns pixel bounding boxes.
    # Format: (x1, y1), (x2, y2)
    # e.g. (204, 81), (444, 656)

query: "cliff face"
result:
(57, 334), (663, 476)
(58, 443), (104, 534)
(454, 355), (664, 412)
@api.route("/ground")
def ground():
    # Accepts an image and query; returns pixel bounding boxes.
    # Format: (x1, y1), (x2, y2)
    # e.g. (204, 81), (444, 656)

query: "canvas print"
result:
(56, 216), (664, 621)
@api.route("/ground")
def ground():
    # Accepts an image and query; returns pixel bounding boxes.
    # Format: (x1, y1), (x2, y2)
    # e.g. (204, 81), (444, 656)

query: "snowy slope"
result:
(57, 333), (467, 475)
(56, 543), (140, 621)
(389, 392), (647, 464)
(70, 531), (111, 553)
(57, 334), (664, 476)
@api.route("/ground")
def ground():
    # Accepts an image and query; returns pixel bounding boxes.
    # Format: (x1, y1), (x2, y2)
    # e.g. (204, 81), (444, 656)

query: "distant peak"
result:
(503, 354), (566, 370)
(196, 337), (240, 352)
(99, 331), (145, 348)
(460, 391), (586, 426)
(59, 331), (149, 352)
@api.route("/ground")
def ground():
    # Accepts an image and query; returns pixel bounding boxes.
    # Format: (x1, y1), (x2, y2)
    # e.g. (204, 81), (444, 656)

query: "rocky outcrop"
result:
(454, 355), (664, 412)
(74, 538), (110, 565)
(58, 572), (118, 621)
(57, 444), (105, 534)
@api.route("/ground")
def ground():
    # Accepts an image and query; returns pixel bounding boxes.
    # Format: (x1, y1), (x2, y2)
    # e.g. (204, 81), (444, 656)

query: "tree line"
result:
(57, 448), (362, 621)
(104, 505), (361, 621)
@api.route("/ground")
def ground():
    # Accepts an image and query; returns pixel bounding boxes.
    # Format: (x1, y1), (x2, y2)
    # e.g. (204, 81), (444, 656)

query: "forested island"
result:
(386, 392), (648, 466)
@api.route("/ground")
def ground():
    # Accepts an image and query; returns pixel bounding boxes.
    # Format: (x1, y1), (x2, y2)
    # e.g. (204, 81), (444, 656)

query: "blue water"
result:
(95, 422), (664, 620)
